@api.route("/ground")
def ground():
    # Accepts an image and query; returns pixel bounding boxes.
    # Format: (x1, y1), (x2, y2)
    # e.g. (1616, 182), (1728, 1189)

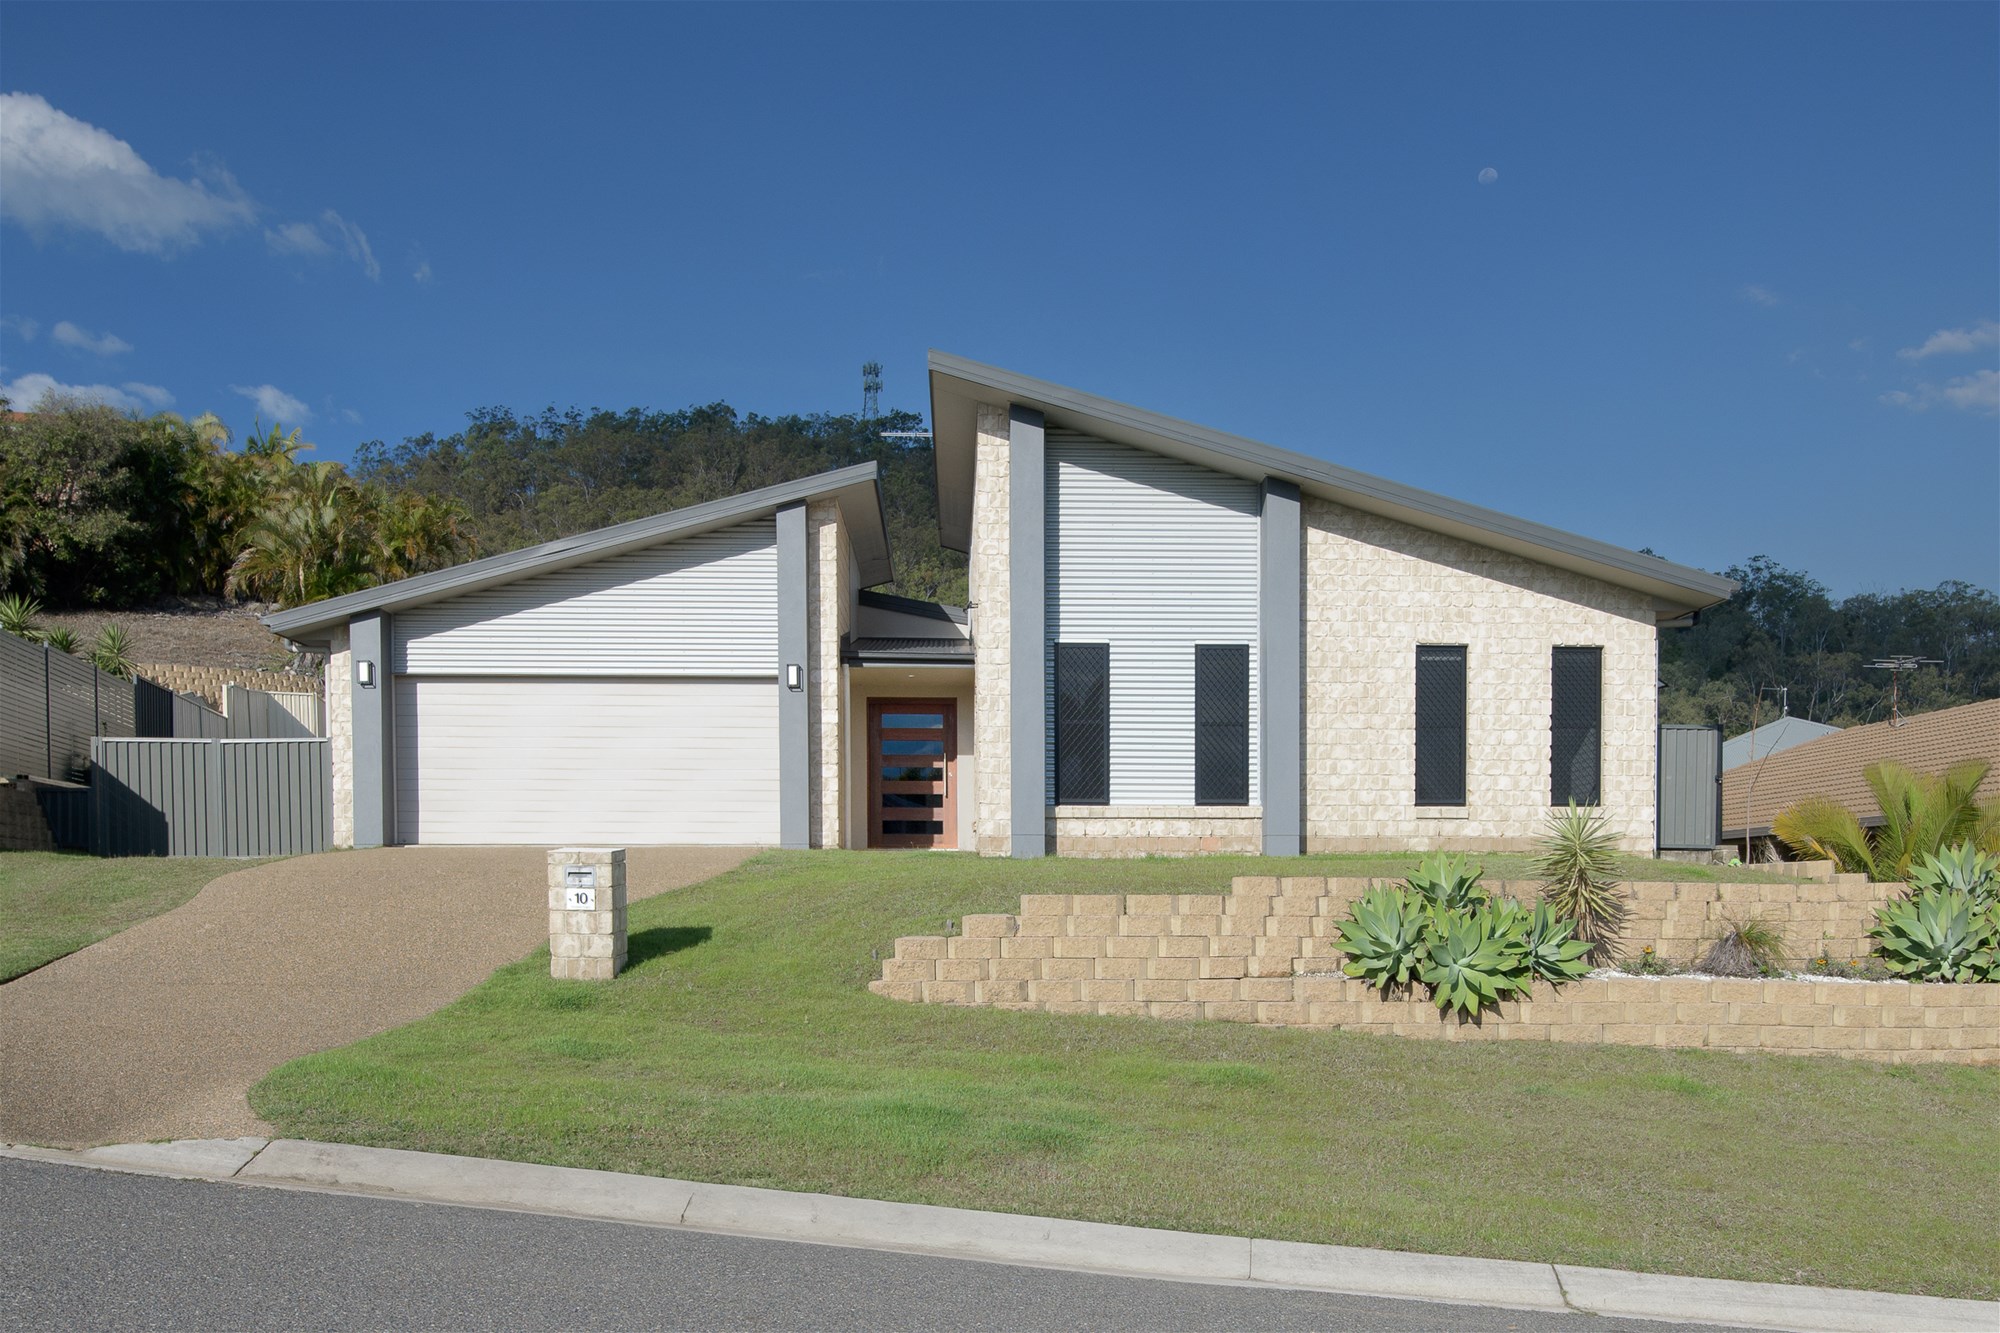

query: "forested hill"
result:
(351, 405), (968, 605)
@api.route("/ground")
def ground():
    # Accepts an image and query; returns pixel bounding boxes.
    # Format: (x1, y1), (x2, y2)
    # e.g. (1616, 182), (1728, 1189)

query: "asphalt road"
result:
(0, 1158), (1733, 1332)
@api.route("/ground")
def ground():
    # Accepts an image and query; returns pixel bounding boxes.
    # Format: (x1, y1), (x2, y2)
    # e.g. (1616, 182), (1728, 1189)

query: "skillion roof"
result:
(928, 351), (1737, 623)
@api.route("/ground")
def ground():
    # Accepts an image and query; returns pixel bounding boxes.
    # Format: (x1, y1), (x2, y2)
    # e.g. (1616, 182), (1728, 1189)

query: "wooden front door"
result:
(867, 699), (957, 849)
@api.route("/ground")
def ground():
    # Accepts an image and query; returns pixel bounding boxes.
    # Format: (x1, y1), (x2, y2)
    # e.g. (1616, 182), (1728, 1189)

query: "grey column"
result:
(1259, 479), (1303, 856)
(349, 611), (393, 848)
(1008, 405), (1047, 858)
(777, 502), (810, 850)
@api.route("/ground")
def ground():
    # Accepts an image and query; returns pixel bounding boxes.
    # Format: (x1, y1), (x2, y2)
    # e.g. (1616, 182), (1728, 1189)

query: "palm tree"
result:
(1773, 759), (1999, 880)
(372, 490), (474, 581)
(226, 462), (374, 607)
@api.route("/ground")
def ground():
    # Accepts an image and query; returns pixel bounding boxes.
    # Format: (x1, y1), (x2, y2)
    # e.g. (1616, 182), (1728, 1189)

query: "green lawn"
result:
(0, 851), (248, 982)
(252, 850), (1994, 1300)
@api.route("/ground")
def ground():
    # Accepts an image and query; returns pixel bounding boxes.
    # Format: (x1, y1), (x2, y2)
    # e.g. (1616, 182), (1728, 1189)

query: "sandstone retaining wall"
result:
(137, 663), (319, 710)
(870, 871), (1994, 1064)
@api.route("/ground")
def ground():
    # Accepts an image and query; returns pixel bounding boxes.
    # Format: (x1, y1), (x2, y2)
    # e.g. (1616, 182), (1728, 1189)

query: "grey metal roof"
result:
(928, 351), (1738, 621)
(264, 463), (892, 645)
(842, 635), (976, 665)
(1721, 715), (1843, 770)
(857, 589), (968, 626)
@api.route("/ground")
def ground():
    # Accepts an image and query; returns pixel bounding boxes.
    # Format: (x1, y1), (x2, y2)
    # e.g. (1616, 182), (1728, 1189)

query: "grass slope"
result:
(253, 850), (1995, 1299)
(0, 851), (244, 982)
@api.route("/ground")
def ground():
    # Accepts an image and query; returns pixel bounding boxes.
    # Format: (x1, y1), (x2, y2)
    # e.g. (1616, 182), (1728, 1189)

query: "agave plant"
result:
(1533, 803), (1626, 963)
(1403, 852), (1488, 915)
(1907, 843), (1999, 912)
(0, 592), (43, 640)
(39, 625), (78, 654)
(1520, 899), (1594, 983)
(1419, 906), (1533, 1017)
(1871, 888), (1998, 983)
(90, 624), (135, 679)
(1334, 885), (1428, 991)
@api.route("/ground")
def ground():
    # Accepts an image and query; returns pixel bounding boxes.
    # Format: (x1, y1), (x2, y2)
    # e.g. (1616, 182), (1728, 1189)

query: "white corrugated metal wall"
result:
(391, 521), (778, 674)
(1044, 432), (1261, 805)
(389, 517), (781, 844)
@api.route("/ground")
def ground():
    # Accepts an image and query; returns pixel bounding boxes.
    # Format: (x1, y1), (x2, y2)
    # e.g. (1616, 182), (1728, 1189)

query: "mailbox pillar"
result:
(548, 847), (627, 980)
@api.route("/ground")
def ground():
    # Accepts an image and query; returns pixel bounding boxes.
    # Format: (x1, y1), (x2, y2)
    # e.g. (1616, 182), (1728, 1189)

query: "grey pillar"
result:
(777, 502), (811, 850)
(349, 611), (393, 848)
(1259, 479), (1303, 856)
(1008, 405), (1047, 858)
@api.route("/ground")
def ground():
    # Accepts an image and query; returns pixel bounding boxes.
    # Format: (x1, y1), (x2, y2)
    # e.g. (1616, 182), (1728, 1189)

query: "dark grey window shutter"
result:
(1194, 644), (1250, 806)
(1551, 646), (1602, 806)
(1415, 645), (1467, 806)
(1054, 643), (1110, 805)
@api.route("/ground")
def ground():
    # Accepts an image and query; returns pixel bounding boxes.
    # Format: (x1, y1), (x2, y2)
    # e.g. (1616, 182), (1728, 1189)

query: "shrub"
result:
(1870, 888), (1998, 984)
(1774, 761), (1998, 880)
(1907, 843), (1999, 913)
(1334, 886), (1427, 991)
(89, 624), (134, 679)
(1520, 899), (1595, 983)
(1403, 853), (1487, 915)
(39, 625), (77, 654)
(1419, 906), (1533, 1017)
(1698, 917), (1786, 978)
(1533, 803), (1626, 963)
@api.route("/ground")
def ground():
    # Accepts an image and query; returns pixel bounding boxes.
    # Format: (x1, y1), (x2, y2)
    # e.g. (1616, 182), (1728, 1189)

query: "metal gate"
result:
(1658, 724), (1722, 851)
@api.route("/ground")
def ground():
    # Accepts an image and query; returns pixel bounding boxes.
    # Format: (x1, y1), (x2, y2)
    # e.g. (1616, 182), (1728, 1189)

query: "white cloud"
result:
(1897, 319), (1999, 360)
(120, 381), (174, 410)
(412, 260), (433, 286)
(230, 382), (311, 424)
(51, 320), (132, 356)
(263, 209), (379, 280)
(1879, 368), (1999, 416)
(340, 407), (364, 425)
(264, 220), (331, 257)
(0, 370), (172, 412)
(0, 92), (254, 253)
(1741, 285), (1781, 308)
(1, 315), (39, 341)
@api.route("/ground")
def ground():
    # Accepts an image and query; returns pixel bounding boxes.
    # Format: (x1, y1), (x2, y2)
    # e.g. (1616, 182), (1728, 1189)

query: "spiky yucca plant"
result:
(1533, 803), (1625, 963)
(88, 624), (135, 678)
(0, 593), (43, 640)
(39, 626), (78, 654)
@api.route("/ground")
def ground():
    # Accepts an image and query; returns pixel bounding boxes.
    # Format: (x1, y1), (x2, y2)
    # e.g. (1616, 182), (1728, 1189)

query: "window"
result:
(1194, 644), (1249, 805)
(1415, 645), (1467, 806)
(1054, 643), (1110, 804)
(1551, 646), (1602, 806)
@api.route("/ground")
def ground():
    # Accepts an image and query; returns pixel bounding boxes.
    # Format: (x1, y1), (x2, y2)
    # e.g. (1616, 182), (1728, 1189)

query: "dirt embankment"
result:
(37, 598), (298, 673)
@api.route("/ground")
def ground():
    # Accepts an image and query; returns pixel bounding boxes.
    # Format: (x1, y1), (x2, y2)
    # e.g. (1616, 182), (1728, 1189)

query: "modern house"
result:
(265, 352), (1737, 857)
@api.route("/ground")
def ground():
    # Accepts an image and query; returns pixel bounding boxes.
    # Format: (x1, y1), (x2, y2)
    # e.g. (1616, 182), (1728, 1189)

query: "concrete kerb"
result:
(2, 1137), (1993, 1333)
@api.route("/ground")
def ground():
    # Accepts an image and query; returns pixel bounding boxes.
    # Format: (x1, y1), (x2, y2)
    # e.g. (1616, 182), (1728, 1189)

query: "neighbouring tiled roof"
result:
(1721, 698), (2000, 838)
(842, 636), (975, 664)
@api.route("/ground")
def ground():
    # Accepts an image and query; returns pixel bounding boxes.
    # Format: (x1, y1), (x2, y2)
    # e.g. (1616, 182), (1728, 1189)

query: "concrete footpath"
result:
(2, 1138), (1990, 1333)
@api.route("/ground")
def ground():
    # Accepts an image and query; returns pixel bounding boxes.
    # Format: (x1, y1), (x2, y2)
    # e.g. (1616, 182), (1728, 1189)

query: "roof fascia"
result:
(929, 351), (1738, 618)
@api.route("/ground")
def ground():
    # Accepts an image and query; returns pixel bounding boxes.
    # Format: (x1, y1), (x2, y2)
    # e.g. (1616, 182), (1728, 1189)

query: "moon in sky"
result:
(1477, 167), (1499, 185)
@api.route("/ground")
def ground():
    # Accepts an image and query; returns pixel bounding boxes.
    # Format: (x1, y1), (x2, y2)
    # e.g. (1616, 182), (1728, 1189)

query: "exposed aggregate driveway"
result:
(0, 846), (752, 1148)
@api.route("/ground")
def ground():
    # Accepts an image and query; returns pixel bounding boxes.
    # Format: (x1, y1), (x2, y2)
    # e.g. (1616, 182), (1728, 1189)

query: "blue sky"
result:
(2, 2), (1994, 595)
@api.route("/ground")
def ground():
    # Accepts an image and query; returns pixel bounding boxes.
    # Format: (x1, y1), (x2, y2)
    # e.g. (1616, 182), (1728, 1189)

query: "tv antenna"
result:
(861, 362), (882, 421)
(1864, 654), (1939, 727)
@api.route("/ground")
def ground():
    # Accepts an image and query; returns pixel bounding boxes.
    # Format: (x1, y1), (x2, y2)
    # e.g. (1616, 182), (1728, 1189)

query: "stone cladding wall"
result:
(807, 499), (851, 849)
(970, 404), (1013, 855)
(1302, 496), (1660, 854)
(325, 626), (354, 848)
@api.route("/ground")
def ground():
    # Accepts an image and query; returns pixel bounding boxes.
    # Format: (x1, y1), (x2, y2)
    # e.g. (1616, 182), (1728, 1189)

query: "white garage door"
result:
(393, 677), (779, 845)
